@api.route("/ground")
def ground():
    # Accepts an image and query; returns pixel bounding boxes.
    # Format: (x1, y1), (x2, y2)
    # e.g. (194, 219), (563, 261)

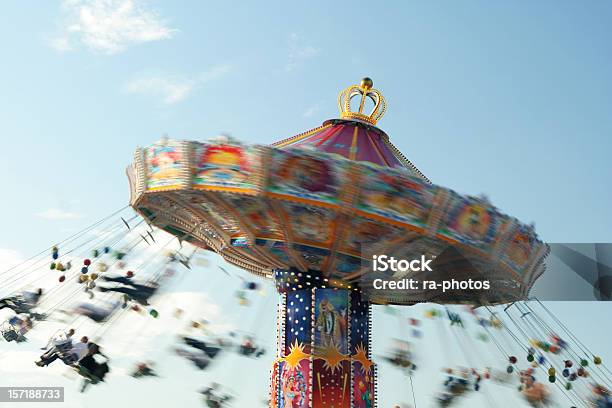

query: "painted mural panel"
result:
(285, 204), (334, 244)
(267, 148), (347, 205)
(193, 143), (260, 190)
(438, 193), (502, 250)
(294, 244), (330, 271)
(265, 241), (292, 266)
(502, 224), (540, 271)
(314, 289), (348, 354)
(352, 363), (375, 408)
(146, 142), (183, 190)
(279, 360), (310, 408)
(356, 165), (436, 228)
(331, 253), (363, 276)
(340, 216), (408, 256)
(224, 195), (283, 240)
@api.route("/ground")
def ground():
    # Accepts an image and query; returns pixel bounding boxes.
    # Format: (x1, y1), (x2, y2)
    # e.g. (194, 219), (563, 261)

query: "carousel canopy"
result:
(272, 78), (429, 181)
(127, 78), (549, 305)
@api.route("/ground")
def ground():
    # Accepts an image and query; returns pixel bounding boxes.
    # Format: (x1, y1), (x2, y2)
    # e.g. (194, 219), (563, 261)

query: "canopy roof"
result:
(126, 78), (549, 304)
(272, 119), (429, 182)
(272, 77), (429, 182)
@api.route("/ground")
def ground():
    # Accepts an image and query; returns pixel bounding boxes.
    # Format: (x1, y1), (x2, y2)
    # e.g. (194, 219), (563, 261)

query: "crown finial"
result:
(361, 77), (373, 90)
(338, 77), (386, 125)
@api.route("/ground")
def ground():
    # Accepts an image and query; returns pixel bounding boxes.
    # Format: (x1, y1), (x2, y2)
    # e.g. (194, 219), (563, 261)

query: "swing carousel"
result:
(126, 78), (550, 407)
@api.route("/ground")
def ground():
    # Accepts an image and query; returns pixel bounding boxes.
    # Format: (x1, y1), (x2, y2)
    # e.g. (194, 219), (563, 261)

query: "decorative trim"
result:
(272, 123), (332, 148)
(384, 139), (431, 183)
(349, 126), (359, 161)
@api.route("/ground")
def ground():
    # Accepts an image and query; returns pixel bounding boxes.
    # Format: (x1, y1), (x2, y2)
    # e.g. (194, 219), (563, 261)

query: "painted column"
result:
(270, 269), (376, 408)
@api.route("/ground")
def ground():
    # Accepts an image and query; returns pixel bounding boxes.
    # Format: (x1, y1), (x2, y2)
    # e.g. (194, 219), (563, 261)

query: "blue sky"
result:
(1, 0), (612, 252)
(0, 1), (611, 407)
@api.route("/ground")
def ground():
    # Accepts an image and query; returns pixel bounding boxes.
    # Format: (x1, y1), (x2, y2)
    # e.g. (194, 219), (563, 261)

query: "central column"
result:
(270, 269), (376, 408)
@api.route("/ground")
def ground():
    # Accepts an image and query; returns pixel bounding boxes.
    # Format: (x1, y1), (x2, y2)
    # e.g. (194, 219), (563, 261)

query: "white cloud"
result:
(35, 208), (84, 220)
(125, 64), (233, 104)
(286, 33), (319, 71)
(302, 103), (320, 118)
(125, 75), (196, 104)
(0, 248), (23, 270)
(50, 0), (177, 54)
(48, 36), (73, 52)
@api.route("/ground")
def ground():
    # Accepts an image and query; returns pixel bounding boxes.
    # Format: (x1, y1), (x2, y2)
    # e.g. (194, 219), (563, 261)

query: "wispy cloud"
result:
(302, 103), (320, 118)
(125, 64), (233, 104)
(50, 0), (177, 54)
(36, 208), (84, 220)
(286, 33), (319, 72)
(0, 248), (23, 270)
(48, 36), (73, 52)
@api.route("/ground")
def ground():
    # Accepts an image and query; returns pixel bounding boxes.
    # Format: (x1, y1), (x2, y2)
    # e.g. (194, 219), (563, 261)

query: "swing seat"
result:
(55, 341), (73, 354)
(61, 353), (79, 365)
(2, 329), (19, 342)
(78, 366), (101, 384)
